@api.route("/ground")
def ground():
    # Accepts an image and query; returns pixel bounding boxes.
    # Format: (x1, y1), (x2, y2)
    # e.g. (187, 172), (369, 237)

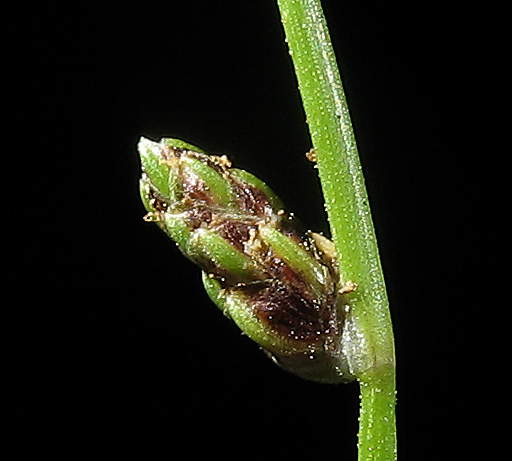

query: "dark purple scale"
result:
(243, 282), (334, 344)
(232, 182), (274, 217)
(215, 221), (253, 251)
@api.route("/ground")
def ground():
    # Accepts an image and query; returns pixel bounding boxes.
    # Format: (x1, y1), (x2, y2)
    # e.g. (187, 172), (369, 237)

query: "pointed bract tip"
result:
(137, 136), (160, 160)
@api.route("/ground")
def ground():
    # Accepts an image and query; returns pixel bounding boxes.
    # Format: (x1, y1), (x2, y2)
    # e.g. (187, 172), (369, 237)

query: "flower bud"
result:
(138, 137), (357, 383)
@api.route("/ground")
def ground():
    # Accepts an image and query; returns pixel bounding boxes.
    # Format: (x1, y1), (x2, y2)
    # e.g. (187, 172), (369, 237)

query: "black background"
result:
(7, 1), (501, 458)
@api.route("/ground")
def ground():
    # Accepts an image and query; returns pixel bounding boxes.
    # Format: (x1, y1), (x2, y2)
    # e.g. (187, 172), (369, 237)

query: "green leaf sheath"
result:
(138, 137), (356, 383)
(276, 0), (396, 459)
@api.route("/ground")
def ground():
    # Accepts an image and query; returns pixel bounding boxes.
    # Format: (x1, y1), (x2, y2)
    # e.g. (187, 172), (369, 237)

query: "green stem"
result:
(275, 1), (396, 459)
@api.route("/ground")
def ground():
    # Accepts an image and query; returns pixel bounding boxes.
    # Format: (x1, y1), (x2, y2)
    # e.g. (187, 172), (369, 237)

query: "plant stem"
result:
(275, 0), (396, 459)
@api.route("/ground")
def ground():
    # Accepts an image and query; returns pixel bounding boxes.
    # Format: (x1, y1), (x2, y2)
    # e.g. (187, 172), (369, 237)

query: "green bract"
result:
(138, 137), (357, 383)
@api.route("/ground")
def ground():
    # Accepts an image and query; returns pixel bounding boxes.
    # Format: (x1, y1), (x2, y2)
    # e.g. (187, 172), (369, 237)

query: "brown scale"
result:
(160, 144), (186, 162)
(215, 220), (253, 252)
(231, 181), (275, 218)
(148, 188), (168, 213)
(181, 173), (215, 206)
(184, 207), (213, 230)
(263, 254), (308, 291)
(246, 281), (335, 344)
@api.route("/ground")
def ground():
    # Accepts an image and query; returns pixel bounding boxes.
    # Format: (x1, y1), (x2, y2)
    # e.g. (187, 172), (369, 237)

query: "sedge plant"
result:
(137, 1), (396, 459)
